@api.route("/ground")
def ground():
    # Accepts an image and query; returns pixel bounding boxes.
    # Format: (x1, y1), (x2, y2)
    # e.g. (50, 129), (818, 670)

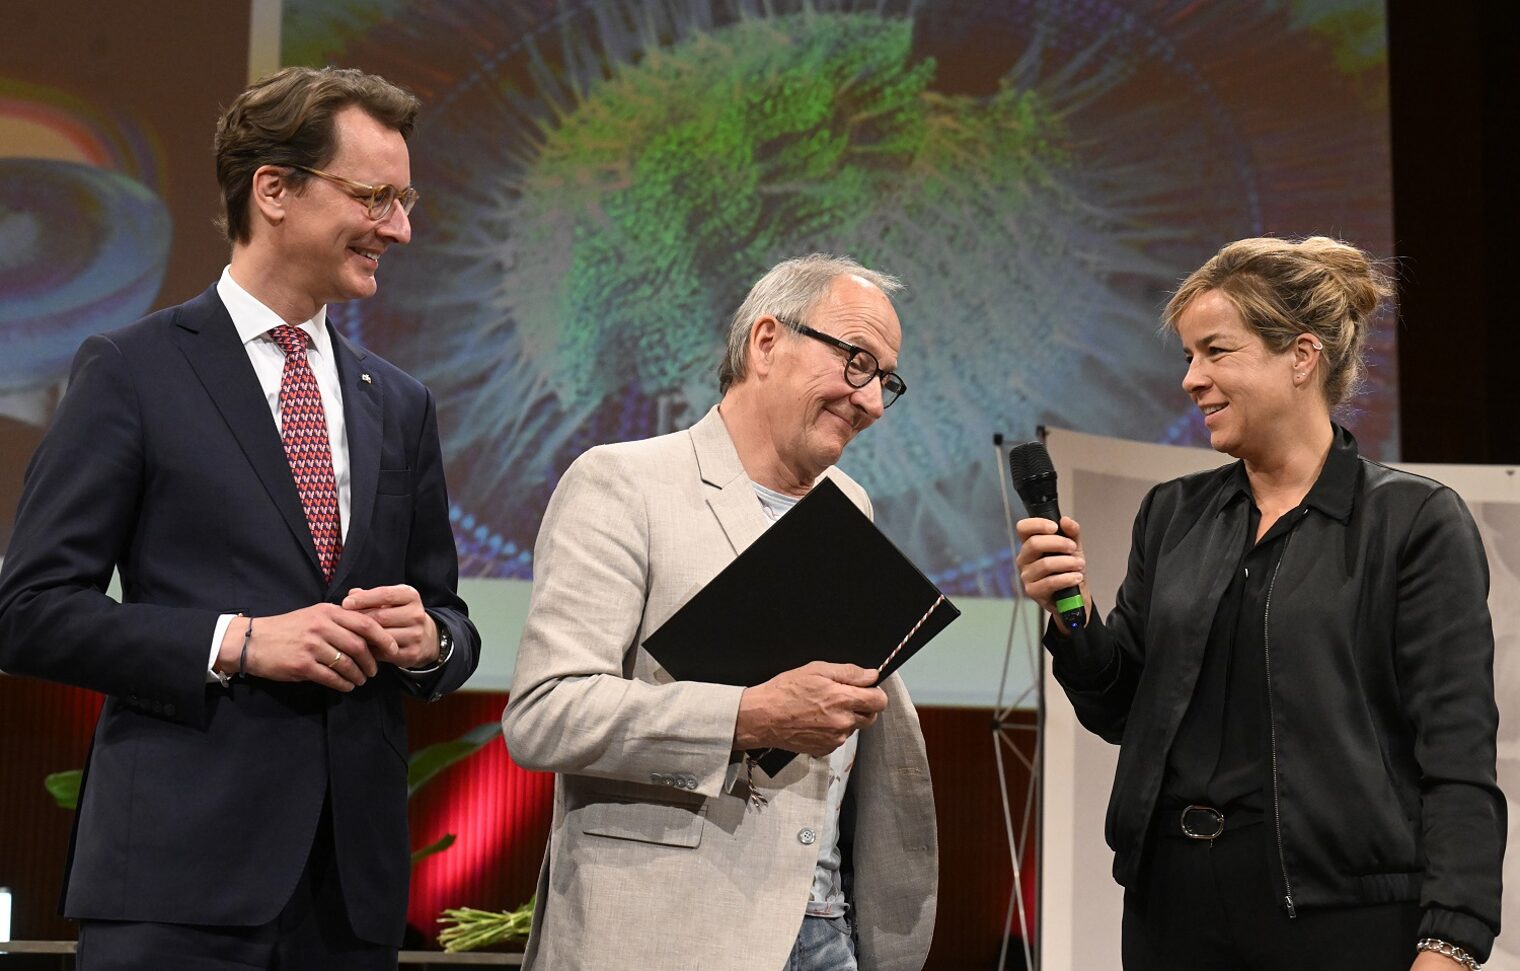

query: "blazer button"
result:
(650, 773), (666, 786)
(798, 828), (817, 845)
(163, 703), (177, 717)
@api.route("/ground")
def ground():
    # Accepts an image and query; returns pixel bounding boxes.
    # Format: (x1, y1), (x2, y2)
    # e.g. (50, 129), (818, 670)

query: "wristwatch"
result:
(405, 618), (453, 674)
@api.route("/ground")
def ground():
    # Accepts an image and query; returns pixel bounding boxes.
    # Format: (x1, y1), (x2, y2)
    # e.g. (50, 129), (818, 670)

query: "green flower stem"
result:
(436, 897), (535, 953)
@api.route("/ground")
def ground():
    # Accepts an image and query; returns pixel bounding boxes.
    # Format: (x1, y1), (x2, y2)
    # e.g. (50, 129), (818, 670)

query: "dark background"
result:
(1390, 0), (1519, 464)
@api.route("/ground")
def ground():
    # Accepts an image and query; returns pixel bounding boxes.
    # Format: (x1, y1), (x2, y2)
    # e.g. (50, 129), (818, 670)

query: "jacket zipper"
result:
(1262, 528), (1297, 918)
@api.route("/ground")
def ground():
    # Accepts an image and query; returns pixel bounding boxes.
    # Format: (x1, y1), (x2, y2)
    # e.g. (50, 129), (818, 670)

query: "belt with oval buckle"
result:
(1180, 804), (1226, 840)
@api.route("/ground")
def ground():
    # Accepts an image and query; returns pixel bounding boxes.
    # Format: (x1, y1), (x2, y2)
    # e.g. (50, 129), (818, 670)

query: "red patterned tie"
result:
(270, 324), (342, 581)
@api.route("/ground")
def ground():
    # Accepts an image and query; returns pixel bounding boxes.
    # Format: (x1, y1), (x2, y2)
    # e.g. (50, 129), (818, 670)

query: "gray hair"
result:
(717, 253), (903, 394)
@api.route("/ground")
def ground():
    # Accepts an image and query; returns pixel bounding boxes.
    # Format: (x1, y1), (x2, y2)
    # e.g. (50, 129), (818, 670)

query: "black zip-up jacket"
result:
(1048, 427), (1505, 960)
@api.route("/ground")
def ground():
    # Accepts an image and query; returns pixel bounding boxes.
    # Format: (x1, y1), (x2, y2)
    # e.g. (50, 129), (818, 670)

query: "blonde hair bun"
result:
(1164, 236), (1393, 407)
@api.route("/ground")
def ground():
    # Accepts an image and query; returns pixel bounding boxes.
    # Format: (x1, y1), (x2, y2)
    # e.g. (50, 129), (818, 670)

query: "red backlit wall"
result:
(401, 693), (553, 945)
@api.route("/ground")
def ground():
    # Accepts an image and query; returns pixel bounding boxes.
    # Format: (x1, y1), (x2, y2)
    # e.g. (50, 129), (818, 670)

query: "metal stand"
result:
(991, 433), (1044, 971)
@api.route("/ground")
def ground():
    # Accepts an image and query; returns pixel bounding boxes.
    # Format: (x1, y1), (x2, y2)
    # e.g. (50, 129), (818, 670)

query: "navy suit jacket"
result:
(0, 285), (480, 945)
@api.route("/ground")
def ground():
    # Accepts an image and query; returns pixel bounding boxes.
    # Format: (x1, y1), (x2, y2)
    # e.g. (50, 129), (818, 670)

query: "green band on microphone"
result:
(1055, 594), (1085, 614)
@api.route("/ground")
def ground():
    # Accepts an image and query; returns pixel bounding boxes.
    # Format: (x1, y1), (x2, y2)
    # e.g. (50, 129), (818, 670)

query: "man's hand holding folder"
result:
(643, 478), (959, 774)
(733, 661), (889, 758)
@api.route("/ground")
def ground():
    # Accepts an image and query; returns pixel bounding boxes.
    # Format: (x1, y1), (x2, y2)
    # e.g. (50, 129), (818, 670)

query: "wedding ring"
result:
(326, 650), (344, 668)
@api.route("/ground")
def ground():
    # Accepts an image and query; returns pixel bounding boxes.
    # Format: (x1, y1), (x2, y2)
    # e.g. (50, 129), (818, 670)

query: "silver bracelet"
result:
(1417, 938), (1482, 970)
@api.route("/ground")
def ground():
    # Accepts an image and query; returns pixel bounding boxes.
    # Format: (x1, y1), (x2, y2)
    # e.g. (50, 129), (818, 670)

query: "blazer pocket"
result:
(579, 796), (707, 848)
(377, 468), (412, 496)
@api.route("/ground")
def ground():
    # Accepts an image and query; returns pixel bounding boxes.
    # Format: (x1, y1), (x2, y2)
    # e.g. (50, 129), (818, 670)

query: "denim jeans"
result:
(786, 915), (858, 971)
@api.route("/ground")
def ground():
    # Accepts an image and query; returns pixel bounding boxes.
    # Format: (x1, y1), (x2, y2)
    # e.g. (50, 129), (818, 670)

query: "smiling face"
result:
(762, 275), (902, 480)
(271, 105), (413, 315)
(1176, 289), (1305, 461)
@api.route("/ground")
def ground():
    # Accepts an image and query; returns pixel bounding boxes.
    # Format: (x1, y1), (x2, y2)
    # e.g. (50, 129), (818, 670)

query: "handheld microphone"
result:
(1008, 441), (1087, 630)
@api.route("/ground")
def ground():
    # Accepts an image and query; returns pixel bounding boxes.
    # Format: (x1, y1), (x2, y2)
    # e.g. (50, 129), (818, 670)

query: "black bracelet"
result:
(238, 615), (254, 678)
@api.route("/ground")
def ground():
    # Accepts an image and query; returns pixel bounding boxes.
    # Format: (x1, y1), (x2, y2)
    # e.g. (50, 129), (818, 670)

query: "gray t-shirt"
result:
(750, 480), (855, 918)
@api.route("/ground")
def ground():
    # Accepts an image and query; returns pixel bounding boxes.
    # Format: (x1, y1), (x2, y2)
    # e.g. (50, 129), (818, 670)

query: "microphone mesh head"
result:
(1008, 441), (1056, 492)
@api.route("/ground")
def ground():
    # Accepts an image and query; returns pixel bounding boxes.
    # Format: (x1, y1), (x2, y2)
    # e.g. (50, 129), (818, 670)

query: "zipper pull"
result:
(1284, 895), (1297, 918)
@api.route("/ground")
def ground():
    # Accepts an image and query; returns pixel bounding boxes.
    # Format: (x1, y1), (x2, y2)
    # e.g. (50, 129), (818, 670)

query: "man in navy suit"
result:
(0, 66), (479, 969)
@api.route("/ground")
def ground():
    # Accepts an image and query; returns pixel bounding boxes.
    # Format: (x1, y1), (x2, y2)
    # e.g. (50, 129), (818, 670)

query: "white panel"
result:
(455, 577), (1040, 707)
(1038, 430), (1229, 970)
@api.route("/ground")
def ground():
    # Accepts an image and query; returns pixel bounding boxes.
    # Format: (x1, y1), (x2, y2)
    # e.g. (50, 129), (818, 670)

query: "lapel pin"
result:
(360, 373), (372, 384)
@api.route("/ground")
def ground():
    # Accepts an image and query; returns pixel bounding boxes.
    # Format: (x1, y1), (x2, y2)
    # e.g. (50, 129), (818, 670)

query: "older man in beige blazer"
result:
(504, 254), (937, 970)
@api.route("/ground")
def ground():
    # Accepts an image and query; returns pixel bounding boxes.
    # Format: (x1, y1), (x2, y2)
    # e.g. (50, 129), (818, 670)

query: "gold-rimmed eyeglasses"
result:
(289, 165), (418, 221)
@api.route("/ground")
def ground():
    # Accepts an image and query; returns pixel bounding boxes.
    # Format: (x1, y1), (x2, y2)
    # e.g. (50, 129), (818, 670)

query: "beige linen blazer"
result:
(504, 406), (938, 970)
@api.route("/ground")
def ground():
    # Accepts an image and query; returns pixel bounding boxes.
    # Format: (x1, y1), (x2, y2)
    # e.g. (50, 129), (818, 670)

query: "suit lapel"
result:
(328, 328), (381, 595)
(690, 406), (769, 556)
(172, 286), (323, 579)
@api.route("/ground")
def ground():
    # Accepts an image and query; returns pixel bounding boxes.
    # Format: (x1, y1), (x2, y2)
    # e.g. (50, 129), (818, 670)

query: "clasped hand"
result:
(734, 661), (889, 758)
(216, 584), (439, 692)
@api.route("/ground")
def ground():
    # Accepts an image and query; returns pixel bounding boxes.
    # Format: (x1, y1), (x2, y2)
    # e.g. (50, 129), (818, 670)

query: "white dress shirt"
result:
(206, 267), (351, 676)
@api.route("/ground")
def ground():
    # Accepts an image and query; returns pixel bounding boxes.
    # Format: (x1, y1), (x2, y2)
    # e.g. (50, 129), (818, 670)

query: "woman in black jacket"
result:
(1016, 236), (1504, 970)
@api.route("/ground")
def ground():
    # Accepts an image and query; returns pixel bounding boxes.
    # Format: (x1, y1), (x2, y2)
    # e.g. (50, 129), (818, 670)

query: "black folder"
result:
(642, 477), (960, 774)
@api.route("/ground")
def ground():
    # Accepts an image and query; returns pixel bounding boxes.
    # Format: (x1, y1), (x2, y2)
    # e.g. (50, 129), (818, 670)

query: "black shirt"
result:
(1159, 431), (1361, 812)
